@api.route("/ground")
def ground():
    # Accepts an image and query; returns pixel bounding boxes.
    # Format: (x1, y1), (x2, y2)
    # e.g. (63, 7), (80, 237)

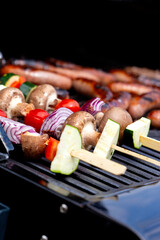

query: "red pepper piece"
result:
(0, 109), (7, 118)
(45, 137), (59, 161)
(24, 109), (49, 132)
(55, 99), (80, 112)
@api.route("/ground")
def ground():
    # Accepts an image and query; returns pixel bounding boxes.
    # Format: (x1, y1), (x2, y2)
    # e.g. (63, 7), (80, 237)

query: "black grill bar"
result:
(1, 131), (160, 203)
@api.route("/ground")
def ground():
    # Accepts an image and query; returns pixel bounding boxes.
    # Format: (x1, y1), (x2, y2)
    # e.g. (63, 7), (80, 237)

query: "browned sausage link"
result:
(11, 58), (115, 85)
(147, 110), (160, 128)
(128, 91), (160, 119)
(137, 75), (160, 88)
(10, 59), (53, 71)
(109, 69), (134, 82)
(9, 59), (100, 82)
(101, 91), (131, 112)
(125, 66), (160, 80)
(47, 58), (116, 84)
(108, 81), (154, 95)
(46, 57), (83, 69)
(0, 64), (72, 90)
(72, 78), (113, 101)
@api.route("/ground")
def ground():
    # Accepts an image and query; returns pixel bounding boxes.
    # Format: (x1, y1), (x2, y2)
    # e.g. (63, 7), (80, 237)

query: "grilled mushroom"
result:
(64, 111), (100, 150)
(21, 132), (49, 159)
(64, 107), (133, 150)
(98, 107), (133, 142)
(27, 84), (61, 112)
(0, 87), (34, 119)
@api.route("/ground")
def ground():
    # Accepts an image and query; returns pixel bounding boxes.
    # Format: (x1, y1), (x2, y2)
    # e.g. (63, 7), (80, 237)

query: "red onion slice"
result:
(0, 116), (38, 144)
(80, 97), (104, 116)
(40, 107), (73, 139)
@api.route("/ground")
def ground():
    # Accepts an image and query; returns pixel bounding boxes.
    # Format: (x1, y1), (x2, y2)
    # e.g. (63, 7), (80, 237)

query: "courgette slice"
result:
(50, 124), (82, 175)
(139, 117), (151, 126)
(19, 81), (37, 101)
(0, 73), (19, 86)
(124, 117), (151, 149)
(93, 119), (120, 159)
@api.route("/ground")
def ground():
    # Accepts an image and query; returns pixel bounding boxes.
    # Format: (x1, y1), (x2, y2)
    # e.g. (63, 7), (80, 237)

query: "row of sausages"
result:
(1, 58), (160, 128)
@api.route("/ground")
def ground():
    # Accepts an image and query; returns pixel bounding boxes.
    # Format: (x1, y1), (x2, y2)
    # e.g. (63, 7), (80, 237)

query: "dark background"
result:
(1, 1), (160, 70)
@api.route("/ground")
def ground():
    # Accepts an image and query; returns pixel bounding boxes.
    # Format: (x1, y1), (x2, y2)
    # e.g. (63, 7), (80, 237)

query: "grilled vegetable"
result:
(19, 81), (37, 101)
(0, 109), (7, 118)
(55, 98), (80, 112)
(93, 119), (120, 159)
(0, 73), (26, 88)
(64, 111), (99, 150)
(0, 116), (38, 144)
(45, 137), (59, 161)
(80, 97), (104, 116)
(98, 107), (133, 142)
(50, 124), (82, 175)
(21, 132), (49, 159)
(40, 107), (73, 139)
(0, 87), (34, 119)
(24, 109), (49, 132)
(124, 117), (151, 149)
(27, 84), (60, 112)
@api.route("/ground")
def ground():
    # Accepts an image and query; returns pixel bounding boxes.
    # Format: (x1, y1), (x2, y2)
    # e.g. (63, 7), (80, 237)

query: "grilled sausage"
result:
(72, 78), (113, 101)
(125, 66), (160, 80)
(137, 75), (160, 88)
(47, 58), (116, 85)
(8, 59), (101, 82)
(147, 110), (160, 128)
(108, 82), (154, 95)
(109, 69), (134, 82)
(0, 64), (72, 90)
(10, 58), (115, 85)
(128, 91), (160, 119)
(101, 91), (132, 112)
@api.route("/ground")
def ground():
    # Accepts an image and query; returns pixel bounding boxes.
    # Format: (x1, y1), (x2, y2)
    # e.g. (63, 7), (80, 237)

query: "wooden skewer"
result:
(140, 135), (160, 152)
(112, 144), (160, 167)
(125, 117), (160, 152)
(71, 149), (127, 175)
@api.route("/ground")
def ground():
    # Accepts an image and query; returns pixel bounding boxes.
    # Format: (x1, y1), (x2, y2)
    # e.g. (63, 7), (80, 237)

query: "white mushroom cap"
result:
(64, 111), (100, 150)
(28, 84), (58, 111)
(0, 87), (25, 118)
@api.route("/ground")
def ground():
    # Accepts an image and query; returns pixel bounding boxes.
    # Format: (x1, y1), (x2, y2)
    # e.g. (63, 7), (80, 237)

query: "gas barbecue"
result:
(1, 129), (160, 240)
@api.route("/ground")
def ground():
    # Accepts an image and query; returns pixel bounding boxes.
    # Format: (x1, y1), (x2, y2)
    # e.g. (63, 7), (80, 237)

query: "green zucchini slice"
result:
(124, 117), (151, 149)
(50, 124), (82, 175)
(93, 119), (120, 159)
(19, 81), (37, 101)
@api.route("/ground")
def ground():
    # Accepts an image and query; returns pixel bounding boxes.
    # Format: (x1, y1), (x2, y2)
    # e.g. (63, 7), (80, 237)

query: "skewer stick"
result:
(71, 149), (127, 175)
(112, 144), (160, 167)
(94, 119), (160, 167)
(50, 124), (127, 176)
(125, 117), (160, 152)
(140, 135), (160, 152)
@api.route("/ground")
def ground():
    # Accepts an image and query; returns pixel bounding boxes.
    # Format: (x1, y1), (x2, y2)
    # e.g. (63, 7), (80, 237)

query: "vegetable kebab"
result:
(62, 110), (160, 166)
(80, 97), (160, 152)
(0, 116), (126, 175)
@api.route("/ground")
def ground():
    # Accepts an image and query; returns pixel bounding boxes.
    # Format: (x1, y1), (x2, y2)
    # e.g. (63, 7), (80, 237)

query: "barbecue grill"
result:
(1, 130), (160, 240)
(1, 2), (160, 240)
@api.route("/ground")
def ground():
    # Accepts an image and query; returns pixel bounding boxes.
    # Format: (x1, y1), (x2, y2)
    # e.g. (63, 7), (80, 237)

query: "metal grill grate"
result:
(1, 131), (160, 204)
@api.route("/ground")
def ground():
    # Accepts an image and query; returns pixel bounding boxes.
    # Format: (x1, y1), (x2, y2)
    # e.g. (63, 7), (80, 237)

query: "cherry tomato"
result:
(24, 109), (49, 132)
(55, 99), (80, 112)
(0, 109), (7, 118)
(45, 137), (59, 161)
